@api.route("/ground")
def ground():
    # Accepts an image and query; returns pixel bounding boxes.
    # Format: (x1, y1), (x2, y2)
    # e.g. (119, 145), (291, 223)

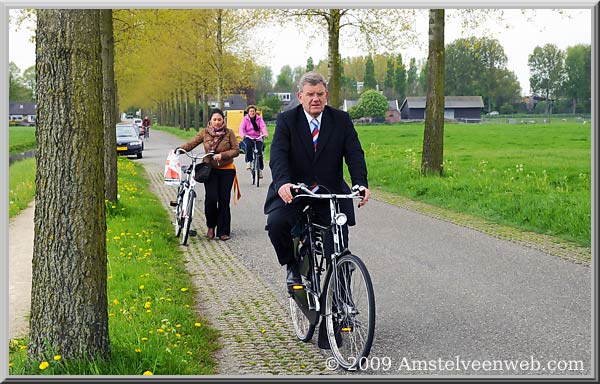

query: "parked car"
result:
(116, 124), (144, 159)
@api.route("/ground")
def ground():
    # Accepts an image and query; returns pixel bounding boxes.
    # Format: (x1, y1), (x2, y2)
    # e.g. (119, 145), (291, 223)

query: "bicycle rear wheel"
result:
(181, 190), (195, 245)
(289, 295), (316, 342)
(324, 254), (375, 370)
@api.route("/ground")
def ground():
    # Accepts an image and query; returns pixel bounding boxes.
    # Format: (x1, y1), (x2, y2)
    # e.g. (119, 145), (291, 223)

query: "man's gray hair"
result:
(297, 72), (328, 92)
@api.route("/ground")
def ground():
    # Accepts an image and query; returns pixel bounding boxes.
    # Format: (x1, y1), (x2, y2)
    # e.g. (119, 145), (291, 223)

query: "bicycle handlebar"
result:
(244, 134), (266, 141)
(175, 148), (215, 160)
(290, 183), (365, 200)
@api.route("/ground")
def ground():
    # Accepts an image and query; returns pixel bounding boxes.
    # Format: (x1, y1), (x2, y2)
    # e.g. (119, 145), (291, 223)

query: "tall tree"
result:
(421, 9), (445, 176)
(306, 56), (315, 72)
(274, 65), (293, 92)
(276, 8), (414, 108)
(101, 9), (118, 201)
(564, 44), (591, 114)
(22, 65), (37, 100)
(9, 62), (34, 101)
(406, 58), (420, 96)
(363, 55), (377, 90)
(31, 9), (109, 360)
(393, 54), (407, 102)
(528, 43), (566, 114)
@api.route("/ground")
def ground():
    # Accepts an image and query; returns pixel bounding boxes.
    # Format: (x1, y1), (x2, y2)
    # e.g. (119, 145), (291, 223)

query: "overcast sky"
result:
(8, 7), (593, 96)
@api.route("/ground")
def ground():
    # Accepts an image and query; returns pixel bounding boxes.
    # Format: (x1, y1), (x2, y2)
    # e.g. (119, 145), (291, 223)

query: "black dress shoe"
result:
(286, 262), (301, 286)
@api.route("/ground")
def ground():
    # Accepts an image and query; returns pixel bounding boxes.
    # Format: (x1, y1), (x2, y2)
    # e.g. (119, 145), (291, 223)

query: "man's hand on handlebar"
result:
(353, 185), (370, 207)
(278, 182), (296, 204)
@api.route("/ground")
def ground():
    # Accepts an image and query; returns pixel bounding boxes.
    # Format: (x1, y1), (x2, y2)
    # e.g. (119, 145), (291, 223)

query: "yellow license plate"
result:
(117, 146), (128, 151)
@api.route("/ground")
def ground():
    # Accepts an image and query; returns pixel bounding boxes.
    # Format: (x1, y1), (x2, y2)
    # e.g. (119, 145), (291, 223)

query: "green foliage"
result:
(354, 122), (590, 246)
(354, 89), (388, 118)
(258, 95), (282, 117)
(9, 62), (34, 102)
(9, 158), (220, 375)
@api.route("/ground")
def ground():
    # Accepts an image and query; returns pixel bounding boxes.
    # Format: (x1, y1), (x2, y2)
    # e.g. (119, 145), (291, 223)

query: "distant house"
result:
(209, 94), (247, 111)
(400, 96), (484, 122)
(343, 99), (401, 123)
(9, 101), (36, 125)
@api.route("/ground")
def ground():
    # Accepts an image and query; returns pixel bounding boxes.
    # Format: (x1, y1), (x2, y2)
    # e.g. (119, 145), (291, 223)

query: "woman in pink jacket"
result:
(239, 105), (268, 177)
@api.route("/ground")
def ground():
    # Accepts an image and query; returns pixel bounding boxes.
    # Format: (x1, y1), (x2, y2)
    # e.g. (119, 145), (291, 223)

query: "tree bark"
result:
(101, 9), (118, 201)
(31, 9), (109, 360)
(421, 9), (445, 176)
(327, 9), (341, 109)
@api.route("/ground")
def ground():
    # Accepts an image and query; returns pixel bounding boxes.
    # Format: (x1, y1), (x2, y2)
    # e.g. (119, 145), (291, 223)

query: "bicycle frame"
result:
(292, 184), (363, 320)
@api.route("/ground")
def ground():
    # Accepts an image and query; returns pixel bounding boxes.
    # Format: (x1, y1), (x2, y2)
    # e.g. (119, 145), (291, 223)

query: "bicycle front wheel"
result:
(254, 158), (260, 187)
(324, 254), (375, 370)
(175, 187), (184, 237)
(181, 190), (195, 246)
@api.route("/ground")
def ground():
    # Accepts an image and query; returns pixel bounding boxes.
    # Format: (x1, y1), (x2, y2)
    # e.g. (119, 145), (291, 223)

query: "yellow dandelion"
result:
(19, 345), (26, 350)
(187, 351), (193, 355)
(146, 239), (151, 243)
(166, 298), (172, 302)
(141, 337), (148, 342)
(139, 285), (145, 290)
(135, 348), (141, 353)
(143, 371), (153, 375)
(166, 287), (172, 291)
(176, 333), (181, 338)
(9, 362), (14, 367)
(53, 355), (61, 361)
(109, 313), (115, 317)
(146, 310), (151, 313)
(113, 299), (119, 305)
(301, 364), (306, 369)
(144, 302), (151, 309)
(157, 329), (164, 333)
(194, 322), (202, 327)
(180, 287), (189, 292)
(113, 236), (121, 240)
(39, 361), (49, 370)
(176, 324), (182, 328)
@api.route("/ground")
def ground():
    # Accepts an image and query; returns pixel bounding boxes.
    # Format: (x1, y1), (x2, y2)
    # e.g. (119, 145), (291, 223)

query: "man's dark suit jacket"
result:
(263, 104), (368, 226)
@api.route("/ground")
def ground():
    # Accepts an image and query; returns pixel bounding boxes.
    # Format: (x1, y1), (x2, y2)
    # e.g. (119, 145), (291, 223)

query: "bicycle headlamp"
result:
(334, 213), (347, 226)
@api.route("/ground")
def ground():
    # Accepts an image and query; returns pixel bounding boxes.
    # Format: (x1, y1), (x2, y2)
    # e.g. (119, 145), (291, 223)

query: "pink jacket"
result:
(239, 114), (268, 141)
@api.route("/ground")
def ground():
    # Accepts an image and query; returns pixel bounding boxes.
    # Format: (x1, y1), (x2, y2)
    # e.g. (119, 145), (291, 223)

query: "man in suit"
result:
(264, 71), (371, 288)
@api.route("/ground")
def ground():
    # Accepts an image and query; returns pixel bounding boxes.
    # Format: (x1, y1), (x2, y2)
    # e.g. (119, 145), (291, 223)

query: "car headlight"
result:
(131, 141), (142, 146)
(334, 213), (347, 226)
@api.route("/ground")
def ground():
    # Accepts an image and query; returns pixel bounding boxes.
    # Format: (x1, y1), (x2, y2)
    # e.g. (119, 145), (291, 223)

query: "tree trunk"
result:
(31, 9), (109, 360)
(194, 84), (200, 131)
(215, 9), (223, 109)
(327, 9), (341, 109)
(100, 9), (118, 202)
(421, 9), (445, 176)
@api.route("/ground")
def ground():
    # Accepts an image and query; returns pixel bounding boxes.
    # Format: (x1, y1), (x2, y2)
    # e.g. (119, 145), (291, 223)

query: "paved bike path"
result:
(9, 129), (592, 376)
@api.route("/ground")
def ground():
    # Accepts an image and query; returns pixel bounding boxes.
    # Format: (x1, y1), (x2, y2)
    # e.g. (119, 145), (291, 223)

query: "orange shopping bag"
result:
(163, 150), (182, 186)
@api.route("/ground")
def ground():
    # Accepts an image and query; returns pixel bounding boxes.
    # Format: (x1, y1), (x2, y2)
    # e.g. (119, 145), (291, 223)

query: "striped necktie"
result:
(310, 118), (319, 151)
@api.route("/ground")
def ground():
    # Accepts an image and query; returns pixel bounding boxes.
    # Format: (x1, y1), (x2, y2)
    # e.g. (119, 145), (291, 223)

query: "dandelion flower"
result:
(144, 302), (151, 309)
(139, 285), (145, 290)
(194, 322), (202, 327)
(143, 371), (153, 375)
(53, 355), (61, 361)
(39, 361), (49, 370)
(180, 287), (189, 292)
(113, 299), (120, 305)
(141, 337), (148, 342)
(135, 348), (141, 353)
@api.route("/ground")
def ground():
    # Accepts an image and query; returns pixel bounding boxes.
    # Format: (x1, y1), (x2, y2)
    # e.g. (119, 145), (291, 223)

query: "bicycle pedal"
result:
(291, 284), (304, 291)
(189, 230), (197, 237)
(169, 200), (178, 207)
(341, 326), (353, 332)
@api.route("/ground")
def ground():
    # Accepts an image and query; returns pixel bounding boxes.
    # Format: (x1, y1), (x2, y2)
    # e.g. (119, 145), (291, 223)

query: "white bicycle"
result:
(169, 149), (214, 245)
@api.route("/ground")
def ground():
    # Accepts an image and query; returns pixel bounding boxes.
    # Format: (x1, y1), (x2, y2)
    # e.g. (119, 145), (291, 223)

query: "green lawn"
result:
(9, 126), (37, 155)
(355, 122), (591, 245)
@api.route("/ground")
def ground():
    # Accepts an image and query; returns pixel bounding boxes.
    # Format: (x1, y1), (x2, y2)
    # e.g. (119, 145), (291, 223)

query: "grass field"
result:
(9, 126), (37, 155)
(356, 122), (591, 246)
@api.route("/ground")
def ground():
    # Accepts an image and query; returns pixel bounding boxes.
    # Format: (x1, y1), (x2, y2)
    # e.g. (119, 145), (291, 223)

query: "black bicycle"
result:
(246, 135), (265, 187)
(288, 183), (375, 370)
